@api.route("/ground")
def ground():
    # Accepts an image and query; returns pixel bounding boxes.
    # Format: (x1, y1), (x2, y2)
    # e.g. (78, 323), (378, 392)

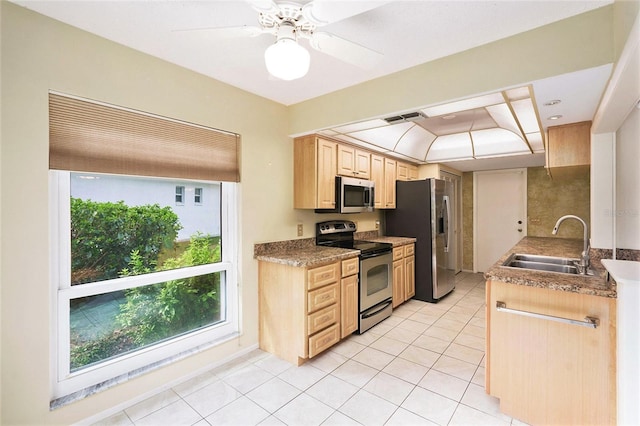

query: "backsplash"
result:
(591, 247), (640, 263)
(527, 166), (590, 239)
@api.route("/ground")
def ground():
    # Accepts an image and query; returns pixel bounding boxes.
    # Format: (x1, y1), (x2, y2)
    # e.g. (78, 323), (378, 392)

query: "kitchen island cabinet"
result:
(485, 237), (616, 425)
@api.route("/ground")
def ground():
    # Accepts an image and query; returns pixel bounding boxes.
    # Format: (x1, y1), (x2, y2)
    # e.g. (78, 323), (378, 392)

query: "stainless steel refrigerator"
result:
(385, 178), (455, 303)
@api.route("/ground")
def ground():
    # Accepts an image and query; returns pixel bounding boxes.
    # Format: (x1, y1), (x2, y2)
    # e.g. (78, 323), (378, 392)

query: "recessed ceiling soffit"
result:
(318, 85), (545, 164)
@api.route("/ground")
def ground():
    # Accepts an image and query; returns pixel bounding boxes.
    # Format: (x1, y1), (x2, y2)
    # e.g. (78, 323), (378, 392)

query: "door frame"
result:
(473, 168), (527, 273)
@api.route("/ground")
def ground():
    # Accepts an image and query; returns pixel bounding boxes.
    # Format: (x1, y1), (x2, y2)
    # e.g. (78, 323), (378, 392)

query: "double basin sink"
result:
(502, 253), (593, 276)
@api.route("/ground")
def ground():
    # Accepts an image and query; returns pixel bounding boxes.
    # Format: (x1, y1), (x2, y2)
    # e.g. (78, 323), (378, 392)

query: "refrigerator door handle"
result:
(443, 195), (450, 253)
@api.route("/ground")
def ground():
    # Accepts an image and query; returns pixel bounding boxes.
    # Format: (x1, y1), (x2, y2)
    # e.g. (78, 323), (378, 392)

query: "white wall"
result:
(616, 105), (640, 250)
(591, 133), (615, 249)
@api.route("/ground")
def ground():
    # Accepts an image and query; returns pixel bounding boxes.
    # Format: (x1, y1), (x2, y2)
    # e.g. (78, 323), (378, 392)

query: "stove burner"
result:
(316, 220), (392, 256)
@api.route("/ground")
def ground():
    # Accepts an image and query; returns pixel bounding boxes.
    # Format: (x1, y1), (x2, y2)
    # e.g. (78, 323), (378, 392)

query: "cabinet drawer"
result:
(404, 244), (415, 256)
(341, 257), (359, 277)
(309, 323), (340, 358)
(393, 246), (404, 261)
(308, 263), (340, 291)
(308, 283), (339, 313)
(308, 304), (339, 335)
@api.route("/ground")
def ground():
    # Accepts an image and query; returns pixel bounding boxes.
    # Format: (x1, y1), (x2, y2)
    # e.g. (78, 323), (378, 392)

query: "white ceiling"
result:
(13, 0), (615, 171)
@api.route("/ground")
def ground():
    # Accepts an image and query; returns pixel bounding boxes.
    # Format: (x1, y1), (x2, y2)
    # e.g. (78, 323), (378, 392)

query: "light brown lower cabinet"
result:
(258, 257), (359, 365)
(392, 243), (415, 308)
(486, 280), (616, 425)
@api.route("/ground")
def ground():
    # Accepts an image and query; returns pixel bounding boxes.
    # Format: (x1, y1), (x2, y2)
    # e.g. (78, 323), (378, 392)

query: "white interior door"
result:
(474, 169), (527, 272)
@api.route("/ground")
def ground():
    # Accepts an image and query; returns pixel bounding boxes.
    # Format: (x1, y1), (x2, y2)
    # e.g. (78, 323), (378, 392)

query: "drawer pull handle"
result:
(496, 301), (599, 328)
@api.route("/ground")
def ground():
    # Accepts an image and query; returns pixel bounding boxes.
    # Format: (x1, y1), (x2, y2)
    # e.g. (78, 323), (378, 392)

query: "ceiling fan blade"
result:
(303, 0), (389, 26)
(246, 0), (279, 14)
(173, 25), (265, 39)
(311, 31), (383, 69)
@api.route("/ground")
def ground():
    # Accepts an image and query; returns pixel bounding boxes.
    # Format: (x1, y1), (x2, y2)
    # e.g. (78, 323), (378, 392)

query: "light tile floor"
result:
(94, 272), (527, 426)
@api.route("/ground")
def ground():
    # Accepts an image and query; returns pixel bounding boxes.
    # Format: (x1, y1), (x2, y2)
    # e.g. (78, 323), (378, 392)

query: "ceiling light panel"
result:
(349, 122), (414, 150)
(471, 128), (529, 157)
(526, 132), (545, 152)
(421, 93), (505, 117)
(332, 119), (388, 134)
(425, 133), (473, 162)
(485, 103), (524, 137)
(331, 134), (389, 153)
(511, 98), (540, 133)
(394, 125), (436, 160)
(505, 86), (531, 101)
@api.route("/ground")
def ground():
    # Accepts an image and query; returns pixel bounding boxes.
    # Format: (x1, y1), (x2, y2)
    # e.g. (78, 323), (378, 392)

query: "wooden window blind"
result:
(49, 93), (240, 182)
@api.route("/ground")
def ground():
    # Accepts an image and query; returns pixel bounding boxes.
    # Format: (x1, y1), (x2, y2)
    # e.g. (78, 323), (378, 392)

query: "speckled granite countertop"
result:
(367, 236), (417, 246)
(254, 237), (359, 268)
(485, 236), (616, 298)
(253, 234), (414, 268)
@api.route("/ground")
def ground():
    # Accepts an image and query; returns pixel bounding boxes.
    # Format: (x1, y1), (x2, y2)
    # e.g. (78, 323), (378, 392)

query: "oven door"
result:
(359, 252), (393, 311)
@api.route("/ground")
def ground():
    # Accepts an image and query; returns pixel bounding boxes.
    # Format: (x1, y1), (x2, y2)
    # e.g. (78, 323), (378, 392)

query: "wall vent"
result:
(383, 111), (426, 124)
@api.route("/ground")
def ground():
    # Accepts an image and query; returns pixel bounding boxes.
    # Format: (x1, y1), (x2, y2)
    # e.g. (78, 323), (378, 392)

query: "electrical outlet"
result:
(375, 220), (380, 230)
(297, 223), (303, 237)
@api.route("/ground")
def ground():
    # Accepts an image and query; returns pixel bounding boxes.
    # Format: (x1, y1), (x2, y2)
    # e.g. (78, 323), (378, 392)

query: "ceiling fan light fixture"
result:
(264, 22), (310, 81)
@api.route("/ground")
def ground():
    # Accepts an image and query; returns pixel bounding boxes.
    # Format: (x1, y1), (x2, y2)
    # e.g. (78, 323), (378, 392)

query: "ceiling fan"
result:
(183, 0), (386, 81)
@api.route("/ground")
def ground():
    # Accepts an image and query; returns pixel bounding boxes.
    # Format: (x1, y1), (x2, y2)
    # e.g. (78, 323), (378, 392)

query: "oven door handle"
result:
(360, 250), (392, 260)
(362, 300), (393, 319)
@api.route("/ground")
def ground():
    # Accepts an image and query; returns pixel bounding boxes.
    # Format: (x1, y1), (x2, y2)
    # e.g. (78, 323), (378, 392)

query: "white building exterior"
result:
(71, 173), (220, 240)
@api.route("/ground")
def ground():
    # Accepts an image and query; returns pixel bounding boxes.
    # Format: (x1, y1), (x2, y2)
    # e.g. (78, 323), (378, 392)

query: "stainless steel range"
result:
(316, 220), (393, 334)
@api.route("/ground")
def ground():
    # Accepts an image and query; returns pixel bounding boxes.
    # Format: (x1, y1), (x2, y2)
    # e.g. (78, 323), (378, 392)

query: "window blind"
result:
(49, 93), (240, 182)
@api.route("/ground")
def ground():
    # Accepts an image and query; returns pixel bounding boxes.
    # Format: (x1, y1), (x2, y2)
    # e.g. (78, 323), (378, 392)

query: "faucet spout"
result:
(551, 215), (590, 274)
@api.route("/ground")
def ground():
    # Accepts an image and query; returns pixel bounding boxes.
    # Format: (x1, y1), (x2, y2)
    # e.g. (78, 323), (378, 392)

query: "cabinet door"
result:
(408, 164), (419, 180)
(396, 162), (409, 181)
(317, 138), (337, 209)
(384, 158), (397, 209)
(337, 145), (356, 176)
(392, 259), (404, 308)
(341, 274), (358, 338)
(487, 280), (615, 425)
(354, 149), (371, 178)
(547, 121), (591, 168)
(371, 154), (385, 209)
(404, 255), (415, 300)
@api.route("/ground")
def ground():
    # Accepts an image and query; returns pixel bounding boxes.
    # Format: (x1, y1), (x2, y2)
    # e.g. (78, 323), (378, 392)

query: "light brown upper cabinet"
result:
(370, 154), (385, 209)
(371, 154), (397, 209)
(546, 121), (591, 177)
(396, 162), (419, 181)
(383, 158), (397, 209)
(337, 144), (371, 179)
(294, 135), (337, 209)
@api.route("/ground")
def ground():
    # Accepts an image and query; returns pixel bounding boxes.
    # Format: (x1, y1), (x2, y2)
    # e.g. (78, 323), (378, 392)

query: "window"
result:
(195, 187), (203, 205)
(175, 185), (185, 204)
(49, 92), (240, 401)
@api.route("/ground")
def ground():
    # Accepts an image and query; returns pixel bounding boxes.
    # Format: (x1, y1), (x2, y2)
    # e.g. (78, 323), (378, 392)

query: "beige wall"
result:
(462, 173), (474, 271)
(0, 3), (290, 424)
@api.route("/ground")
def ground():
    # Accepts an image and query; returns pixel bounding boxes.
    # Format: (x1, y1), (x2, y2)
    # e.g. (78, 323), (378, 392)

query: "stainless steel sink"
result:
(501, 253), (593, 275)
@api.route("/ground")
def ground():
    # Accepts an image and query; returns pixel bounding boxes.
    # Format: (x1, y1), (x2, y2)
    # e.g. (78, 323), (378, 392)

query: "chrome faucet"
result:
(552, 215), (590, 274)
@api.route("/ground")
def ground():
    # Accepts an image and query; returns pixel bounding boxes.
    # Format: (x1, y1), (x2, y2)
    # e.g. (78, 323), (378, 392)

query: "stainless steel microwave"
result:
(316, 176), (375, 213)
